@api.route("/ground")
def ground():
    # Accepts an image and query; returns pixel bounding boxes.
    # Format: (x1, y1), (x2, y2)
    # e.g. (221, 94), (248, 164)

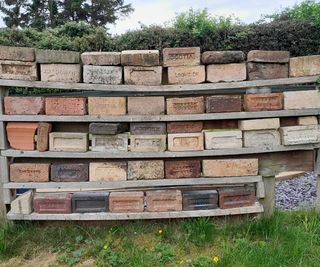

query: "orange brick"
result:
(4, 96), (45, 115)
(166, 96), (204, 115)
(37, 122), (52, 152)
(6, 122), (38, 150)
(10, 163), (50, 182)
(109, 191), (144, 212)
(244, 93), (283, 111)
(146, 190), (182, 212)
(163, 47), (200, 67)
(45, 97), (86, 115)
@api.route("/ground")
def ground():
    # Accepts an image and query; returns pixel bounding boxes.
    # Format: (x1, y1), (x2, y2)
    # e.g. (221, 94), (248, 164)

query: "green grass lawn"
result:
(1, 209), (320, 267)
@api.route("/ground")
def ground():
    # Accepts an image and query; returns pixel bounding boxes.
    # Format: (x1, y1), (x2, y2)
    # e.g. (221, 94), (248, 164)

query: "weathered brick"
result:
(4, 96), (45, 115)
(298, 116), (318, 125)
(109, 191), (144, 212)
(128, 160), (164, 180)
(206, 63), (246, 82)
(167, 65), (205, 84)
(239, 118), (280, 131)
(89, 123), (128, 135)
(89, 162), (127, 181)
(10, 191), (33, 214)
(206, 95), (242, 113)
(121, 50), (159, 66)
(201, 51), (245, 64)
(40, 64), (81, 82)
(6, 122), (38, 150)
(280, 125), (319, 145)
(247, 63), (289, 80)
(218, 187), (256, 209)
(37, 122), (52, 152)
(130, 123), (166, 135)
(289, 55), (320, 77)
(243, 130), (281, 147)
(203, 120), (238, 130)
(81, 52), (121, 65)
(244, 93), (283, 111)
(284, 90), (320, 110)
(0, 60), (38, 81)
(91, 133), (128, 152)
(33, 193), (72, 214)
(202, 159), (258, 177)
(280, 117), (298, 127)
(124, 66), (162, 85)
(166, 96), (205, 115)
(45, 97), (86, 115)
(168, 133), (204, 151)
(247, 50), (290, 63)
(36, 49), (80, 63)
(146, 190), (182, 212)
(51, 163), (89, 182)
(0, 46), (35, 61)
(10, 163), (50, 182)
(88, 97), (126, 115)
(167, 121), (203, 133)
(204, 130), (242, 149)
(83, 65), (122, 84)
(72, 192), (109, 213)
(130, 135), (166, 152)
(128, 96), (165, 115)
(182, 190), (218, 210)
(49, 132), (88, 152)
(163, 47), (200, 67)
(165, 159), (201, 179)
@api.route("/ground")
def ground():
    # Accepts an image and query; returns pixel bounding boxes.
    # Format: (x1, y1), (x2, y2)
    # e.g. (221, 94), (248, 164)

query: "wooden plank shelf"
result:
(0, 109), (318, 122)
(2, 144), (319, 158)
(6, 202), (264, 220)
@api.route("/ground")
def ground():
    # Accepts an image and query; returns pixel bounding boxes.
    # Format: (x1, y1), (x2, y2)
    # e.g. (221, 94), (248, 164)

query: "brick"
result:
(130, 135), (166, 152)
(88, 97), (126, 115)
(6, 122), (38, 150)
(166, 96), (204, 115)
(121, 50), (159, 66)
(51, 163), (89, 182)
(201, 51), (245, 64)
(49, 132), (88, 152)
(280, 117), (298, 127)
(202, 159), (258, 177)
(128, 96), (165, 115)
(37, 122), (52, 152)
(206, 63), (246, 82)
(91, 133), (128, 152)
(128, 160), (164, 180)
(298, 116), (318, 125)
(124, 66), (162, 85)
(165, 159), (201, 179)
(244, 93), (283, 111)
(130, 123), (166, 135)
(182, 190), (218, 210)
(89, 162), (127, 181)
(10, 191), (33, 214)
(218, 187), (256, 209)
(239, 118), (280, 131)
(163, 47), (200, 67)
(204, 130), (242, 149)
(89, 123), (128, 135)
(146, 190), (182, 212)
(167, 65), (205, 84)
(81, 52), (121, 65)
(10, 163), (50, 182)
(283, 90), (320, 110)
(45, 97), (86, 115)
(33, 193), (72, 214)
(280, 125), (319, 145)
(203, 120), (238, 130)
(109, 191), (144, 212)
(206, 95), (242, 113)
(72, 192), (109, 213)
(35, 49), (80, 63)
(4, 96), (45, 115)
(0, 46), (35, 61)
(289, 55), (320, 77)
(40, 64), (81, 82)
(168, 133), (204, 151)
(243, 130), (281, 147)
(83, 65), (122, 84)
(167, 121), (203, 133)
(247, 63), (289, 80)
(0, 60), (38, 81)
(247, 50), (290, 63)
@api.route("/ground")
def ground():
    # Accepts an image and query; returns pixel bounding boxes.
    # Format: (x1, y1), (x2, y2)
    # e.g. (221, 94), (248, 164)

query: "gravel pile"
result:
(275, 172), (317, 210)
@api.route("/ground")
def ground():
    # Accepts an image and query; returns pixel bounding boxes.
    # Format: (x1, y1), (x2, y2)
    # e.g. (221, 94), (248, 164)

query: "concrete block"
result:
(36, 49), (80, 63)
(88, 97), (126, 115)
(280, 125), (319, 145)
(0, 60), (38, 81)
(89, 162), (127, 181)
(166, 96), (204, 115)
(128, 96), (165, 115)
(49, 132), (88, 152)
(124, 66), (162, 85)
(81, 52), (121, 65)
(91, 133), (128, 152)
(4, 96), (45, 115)
(163, 47), (200, 67)
(146, 190), (182, 212)
(128, 160), (164, 180)
(168, 133), (204, 151)
(121, 50), (159, 66)
(10, 163), (50, 182)
(204, 130), (242, 149)
(239, 118), (280, 131)
(243, 130), (281, 147)
(206, 63), (246, 82)
(40, 64), (81, 82)
(130, 135), (166, 152)
(83, 65), (122, 84)
(167, 65), (205, 84)
(109, 191), (144, 212)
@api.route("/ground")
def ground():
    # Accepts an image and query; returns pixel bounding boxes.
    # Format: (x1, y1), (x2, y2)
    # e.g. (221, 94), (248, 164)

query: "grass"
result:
(1, 210), (320, 266)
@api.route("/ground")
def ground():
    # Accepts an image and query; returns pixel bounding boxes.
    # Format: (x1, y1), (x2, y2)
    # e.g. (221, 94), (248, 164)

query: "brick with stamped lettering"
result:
(167, 65), (205, 84)
(146, 190), (182, 212)
(33, 193), (72, 214)
(83, 65), (122, 84)
(163, 47), (200, 67)
(51, 163), (89, 182)
(109, 191), (144, 212)
(168, 133), (204, 151)
(124, 66), (162, 85)
(167, 96), (204, 115)
(10, 163), (50, 182)
(49, 132), (88, 152)
(130, 135), (166, 152)
(91, 133), (128, 152)
(182, 190), (218, 210)
(40, 64), (81, 82)
(243, 130), (281, 147)
(204, 130), (242, 149)
(0, 60), (38, 81)
(89, 162), (127, 181)
(280, 125), (319, 145)
(165, 159), (201, 179)
(218, 187), (256, 209)
(244, 93), (283, 111)
(72, 192), (109, 213)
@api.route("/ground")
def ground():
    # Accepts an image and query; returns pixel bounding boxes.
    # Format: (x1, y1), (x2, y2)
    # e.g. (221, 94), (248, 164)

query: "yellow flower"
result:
(103, 244), (109, 250)
(179, 259), (184, 265)
(213, 256), (219, 264)
(158, 229), (163, 234)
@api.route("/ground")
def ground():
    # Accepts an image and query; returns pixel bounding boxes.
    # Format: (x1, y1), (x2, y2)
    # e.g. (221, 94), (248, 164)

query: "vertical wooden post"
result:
(261, 176), (275, 217)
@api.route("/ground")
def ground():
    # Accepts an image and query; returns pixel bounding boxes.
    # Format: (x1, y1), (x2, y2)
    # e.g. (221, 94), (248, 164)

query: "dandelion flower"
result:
(213, 256), (219, 264)
(158, 229), (163, 234)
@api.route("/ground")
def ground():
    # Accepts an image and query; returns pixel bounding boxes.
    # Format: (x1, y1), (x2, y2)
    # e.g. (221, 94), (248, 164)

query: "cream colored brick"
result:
(239, 118), (280, 131)
(204, 130), (242, 149)
(280, 125), (319, 145)
(89, 162), (127, 181)
(168, 133), (204, 151)
(298, 116), (318, 125)
(284, 90), (320, 110)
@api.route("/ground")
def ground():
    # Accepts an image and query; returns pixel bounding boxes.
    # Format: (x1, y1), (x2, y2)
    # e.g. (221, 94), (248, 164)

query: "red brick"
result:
(146, 190), (182, 212)
(166, 96), (205, 115)
(45, 97), (86, 115)
(10, 163), (50, 182)
(121, 50), (159, 66)
(243, 93), (283, 111)
(247, 50), (290, 63)
(165, 159), (201, 179)
(203, 120), (238, 129)
(247, 63), (289, 80)
(33, 193), (72, 214)
(109, 191), (144, 213)
(218, 187), (256, 209)
(206, 95), (242, 113)
(51, 163), (89, 182)
(37, 122), (52, 152)
(6, 122), (38, 150)
(280, 117), (298, 127)
(167, 121), (203, 133)
(163, 47), (200, 67)
(4, 96), (45, 115)
(0, 60), (38, 81)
